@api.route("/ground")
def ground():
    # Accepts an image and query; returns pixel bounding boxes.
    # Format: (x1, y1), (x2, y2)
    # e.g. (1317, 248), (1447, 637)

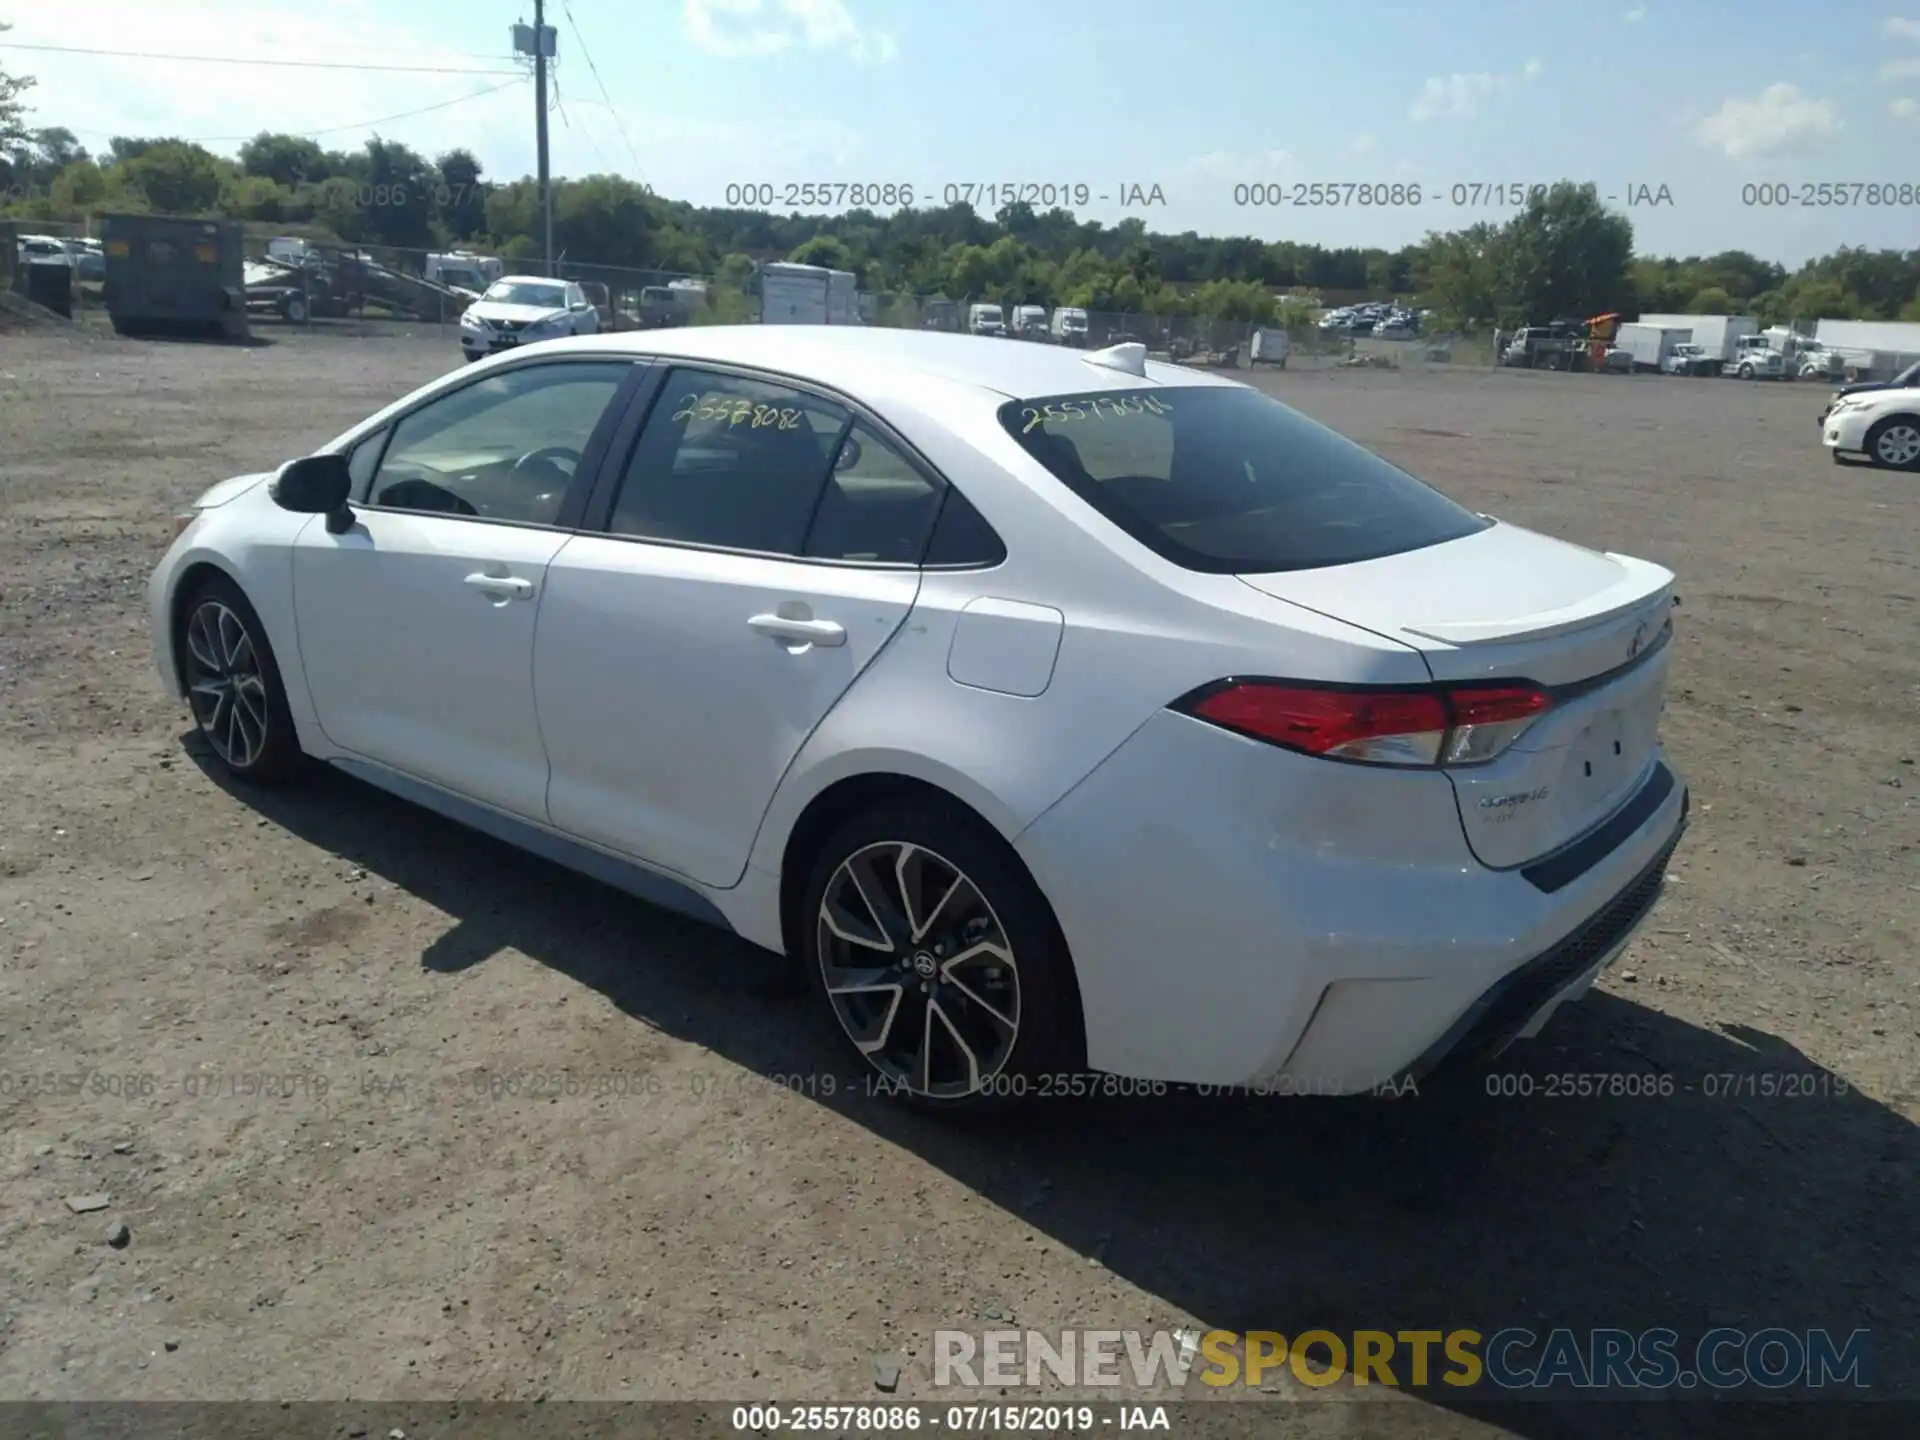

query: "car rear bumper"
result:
(1014, 709), (1689, 1091)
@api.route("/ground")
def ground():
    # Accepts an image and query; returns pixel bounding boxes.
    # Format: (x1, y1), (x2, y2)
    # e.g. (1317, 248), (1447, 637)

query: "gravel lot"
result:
(1, 320), (1915, 1437)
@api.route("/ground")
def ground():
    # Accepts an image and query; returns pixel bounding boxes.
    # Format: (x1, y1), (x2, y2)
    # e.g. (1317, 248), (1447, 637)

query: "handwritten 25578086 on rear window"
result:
(999, 387), (1489, 574)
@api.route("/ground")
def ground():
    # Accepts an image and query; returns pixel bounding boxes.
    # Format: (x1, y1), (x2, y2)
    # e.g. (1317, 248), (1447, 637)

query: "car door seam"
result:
(725, 566), (927, 891)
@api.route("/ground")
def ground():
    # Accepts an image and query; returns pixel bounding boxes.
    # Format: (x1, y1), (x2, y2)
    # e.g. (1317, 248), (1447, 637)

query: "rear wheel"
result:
(176, 574), (302, 783)
(800, 799), (1082, 1113)
(1865, 415), (1920, 470)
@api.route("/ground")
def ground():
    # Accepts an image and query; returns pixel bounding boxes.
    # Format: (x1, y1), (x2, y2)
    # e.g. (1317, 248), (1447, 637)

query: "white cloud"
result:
(1624, 5), (1646, 20)
(682, 0), (896, 62)
(1408, 58), (1541, 121)
(1894, 97), (1920, 120)
(1344, 134), (1380, 158)
(1884, 16), (1920, 40)
(1880, 57), (1920, 79)
(1181, 148), (1297, 181)
(1693, 83), (1842, 159)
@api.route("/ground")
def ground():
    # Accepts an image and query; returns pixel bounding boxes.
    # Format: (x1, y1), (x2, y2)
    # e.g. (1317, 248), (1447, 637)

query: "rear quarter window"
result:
(998, 386), (1488, 574)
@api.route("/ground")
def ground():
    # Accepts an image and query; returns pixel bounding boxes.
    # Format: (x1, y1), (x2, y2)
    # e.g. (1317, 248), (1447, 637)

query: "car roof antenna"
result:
(1084, 342), (1147, 377)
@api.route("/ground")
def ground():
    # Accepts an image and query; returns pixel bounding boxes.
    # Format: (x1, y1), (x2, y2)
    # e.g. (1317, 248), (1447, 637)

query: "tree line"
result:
(3, 108), (1917, 330)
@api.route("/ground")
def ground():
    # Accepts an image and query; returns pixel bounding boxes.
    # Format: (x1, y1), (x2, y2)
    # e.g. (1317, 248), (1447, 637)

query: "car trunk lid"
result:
(1237, 521), (1677, 869)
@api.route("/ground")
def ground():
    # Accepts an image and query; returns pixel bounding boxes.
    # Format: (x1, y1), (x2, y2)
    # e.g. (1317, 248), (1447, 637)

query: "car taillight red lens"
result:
(1177, 680), (1551, 767)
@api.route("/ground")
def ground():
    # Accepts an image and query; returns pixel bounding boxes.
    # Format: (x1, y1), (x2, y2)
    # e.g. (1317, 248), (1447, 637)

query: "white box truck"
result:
(760, 261), (860, 324)
(1633, 313), (1757, 365)
(1614, 322), (1692, 372)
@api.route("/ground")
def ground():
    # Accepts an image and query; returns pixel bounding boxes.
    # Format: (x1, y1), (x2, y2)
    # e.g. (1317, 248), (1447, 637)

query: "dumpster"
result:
(101, 213), (250, 339)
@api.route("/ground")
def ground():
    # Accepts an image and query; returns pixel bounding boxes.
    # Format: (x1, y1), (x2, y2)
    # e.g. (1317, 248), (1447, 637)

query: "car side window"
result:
(803, 422), (946, 564)
(921, 487), (1006, 567)
(368, 362), (629, 525)
(608, 369), (849, 555)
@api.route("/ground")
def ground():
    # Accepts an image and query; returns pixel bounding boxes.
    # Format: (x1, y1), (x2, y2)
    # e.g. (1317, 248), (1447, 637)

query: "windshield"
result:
(483, 281), (566, 308)
(1001, 387), (1488, 574)
(1897, 361), (1920, 386)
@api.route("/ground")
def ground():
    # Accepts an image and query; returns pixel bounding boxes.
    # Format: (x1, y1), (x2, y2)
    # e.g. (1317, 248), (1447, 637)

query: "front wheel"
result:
(176, 574), (303, 782)
(281, 293), (309, 324)
(800, 800), (1082, 1113)
(1865, 415), (1920, 470)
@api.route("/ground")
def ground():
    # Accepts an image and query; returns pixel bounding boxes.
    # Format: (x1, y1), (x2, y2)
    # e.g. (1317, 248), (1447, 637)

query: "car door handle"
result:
(464, 572), (535, 600)
(748, 613), (846, 647)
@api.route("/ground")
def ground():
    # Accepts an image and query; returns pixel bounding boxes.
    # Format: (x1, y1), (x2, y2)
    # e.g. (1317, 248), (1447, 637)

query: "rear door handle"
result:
(464, 572), (535, 600)
(748, 613), (846, 647)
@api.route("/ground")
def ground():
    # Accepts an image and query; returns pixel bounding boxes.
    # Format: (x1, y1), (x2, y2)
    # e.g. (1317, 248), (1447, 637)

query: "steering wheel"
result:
(513, 445), (583, 475)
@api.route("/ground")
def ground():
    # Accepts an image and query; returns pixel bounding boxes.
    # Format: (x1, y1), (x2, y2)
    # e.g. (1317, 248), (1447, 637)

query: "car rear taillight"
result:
(1175, 680), (1551, 768)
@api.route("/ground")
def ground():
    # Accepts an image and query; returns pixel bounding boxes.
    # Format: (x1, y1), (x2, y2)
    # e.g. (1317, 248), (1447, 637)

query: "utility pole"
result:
(533, 0), (552, 276)
(514, 10), (556, 276)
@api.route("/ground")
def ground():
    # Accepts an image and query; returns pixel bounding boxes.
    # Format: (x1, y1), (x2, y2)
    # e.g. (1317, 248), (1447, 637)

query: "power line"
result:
(557, 0), (648, 188)
(0, 41), (520, 76)
(64, 79), (525, 146)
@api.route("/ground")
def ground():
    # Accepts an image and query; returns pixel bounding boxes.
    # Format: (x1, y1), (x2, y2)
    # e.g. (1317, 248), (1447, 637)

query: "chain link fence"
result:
(7, 213), (1487, 364)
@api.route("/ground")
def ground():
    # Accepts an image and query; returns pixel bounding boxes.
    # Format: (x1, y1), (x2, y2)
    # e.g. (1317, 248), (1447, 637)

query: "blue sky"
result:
(7, 0), (1920, 264)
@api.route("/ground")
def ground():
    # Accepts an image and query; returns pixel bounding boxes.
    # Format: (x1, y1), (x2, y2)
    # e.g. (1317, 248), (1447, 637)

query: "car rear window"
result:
(998, 386), (1489, 574)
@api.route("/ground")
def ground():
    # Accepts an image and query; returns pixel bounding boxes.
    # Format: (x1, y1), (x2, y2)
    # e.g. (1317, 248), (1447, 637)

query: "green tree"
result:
(0, 24), (34, 151)
(119, 141), (229, 214)
(434, 148), (486, 239)
(238, 133), (329, 189)
(789, 234), (853, 271)
(1687, 285), (1734, 313)
(1496, 181), (1634, 322)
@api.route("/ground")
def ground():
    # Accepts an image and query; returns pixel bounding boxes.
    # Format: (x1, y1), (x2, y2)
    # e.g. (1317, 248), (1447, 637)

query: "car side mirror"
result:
(271, 453), (354, 532)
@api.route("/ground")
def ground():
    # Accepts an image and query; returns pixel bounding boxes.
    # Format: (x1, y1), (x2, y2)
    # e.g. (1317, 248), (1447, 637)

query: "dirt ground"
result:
(0, 320), (1915, 1438)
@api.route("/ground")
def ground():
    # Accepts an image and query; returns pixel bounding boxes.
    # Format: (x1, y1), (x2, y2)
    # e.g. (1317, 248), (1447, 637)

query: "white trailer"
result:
(1614, 322), (1693, 371)
(1633, 313), (1757, 364)
(759, 261), (860, 324)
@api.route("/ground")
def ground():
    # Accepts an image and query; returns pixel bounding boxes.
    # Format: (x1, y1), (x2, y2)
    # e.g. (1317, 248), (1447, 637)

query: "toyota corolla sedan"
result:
(459, 275), (601, 361)
(149, 328), (1688, 1110)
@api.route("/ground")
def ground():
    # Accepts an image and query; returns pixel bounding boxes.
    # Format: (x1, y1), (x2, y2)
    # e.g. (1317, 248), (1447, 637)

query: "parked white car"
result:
(1821, 387), (1920, 469)
(459, 275), (600, 361)
(148, 329), (1688, 1110)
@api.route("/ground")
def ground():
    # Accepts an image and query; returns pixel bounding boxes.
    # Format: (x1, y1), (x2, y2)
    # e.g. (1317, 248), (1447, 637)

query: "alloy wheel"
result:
(816, 841), (1021, 1099)
(184, 600), (271, 769)
(1873, 423), (1920, 468)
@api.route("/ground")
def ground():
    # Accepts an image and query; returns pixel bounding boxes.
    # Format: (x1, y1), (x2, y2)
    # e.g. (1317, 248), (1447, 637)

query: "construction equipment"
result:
(101, 214), (249, 339)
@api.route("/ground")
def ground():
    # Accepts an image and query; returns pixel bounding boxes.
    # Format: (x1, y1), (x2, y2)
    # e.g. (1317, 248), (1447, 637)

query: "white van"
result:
(1050, 306), (1089, 346)
(968, 303), (1006, 336)
(1010, 304), (1049, 339)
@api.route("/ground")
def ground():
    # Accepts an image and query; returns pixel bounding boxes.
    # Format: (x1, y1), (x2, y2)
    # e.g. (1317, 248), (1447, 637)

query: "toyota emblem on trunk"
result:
(1628, 620), (1649, 657)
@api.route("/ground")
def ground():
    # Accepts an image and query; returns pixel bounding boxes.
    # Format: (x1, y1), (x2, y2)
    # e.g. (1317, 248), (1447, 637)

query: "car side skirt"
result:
(328, 756), (735, 931)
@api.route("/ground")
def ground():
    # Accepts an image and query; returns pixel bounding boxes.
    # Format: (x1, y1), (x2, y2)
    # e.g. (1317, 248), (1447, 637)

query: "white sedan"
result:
(1822, 385), (1920, 470)
(148, 329), (1688, 1110)
(459, 275), (601, 362)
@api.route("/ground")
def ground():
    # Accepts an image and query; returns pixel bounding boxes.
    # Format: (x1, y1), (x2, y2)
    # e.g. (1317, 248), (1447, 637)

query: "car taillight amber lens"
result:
(1175, 680), (1551, 768)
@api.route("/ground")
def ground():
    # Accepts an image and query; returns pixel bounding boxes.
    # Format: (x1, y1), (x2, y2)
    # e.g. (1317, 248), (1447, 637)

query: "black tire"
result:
(281, 293), (309, 324)
(174, 573), (303, 783)
(1864, 414), (1920, 471)
(799, 798), (1083, 1115)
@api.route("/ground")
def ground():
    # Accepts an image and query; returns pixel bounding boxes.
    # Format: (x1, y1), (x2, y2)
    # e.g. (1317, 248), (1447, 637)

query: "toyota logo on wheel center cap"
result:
(911, 951), (939, 980)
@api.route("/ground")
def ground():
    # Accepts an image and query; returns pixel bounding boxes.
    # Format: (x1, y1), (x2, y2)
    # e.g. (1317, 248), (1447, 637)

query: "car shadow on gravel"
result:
(202, 752), (1916, 1440)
